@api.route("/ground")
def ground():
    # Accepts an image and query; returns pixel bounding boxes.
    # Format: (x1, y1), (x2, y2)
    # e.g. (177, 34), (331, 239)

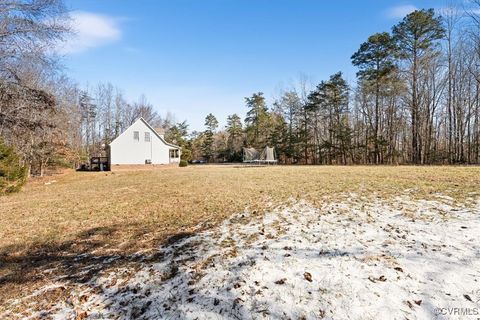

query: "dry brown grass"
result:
(1, 164), (479, 311)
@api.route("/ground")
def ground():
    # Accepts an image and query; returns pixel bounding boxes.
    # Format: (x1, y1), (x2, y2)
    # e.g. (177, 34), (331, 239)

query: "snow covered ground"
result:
(4, 193), (480, 319)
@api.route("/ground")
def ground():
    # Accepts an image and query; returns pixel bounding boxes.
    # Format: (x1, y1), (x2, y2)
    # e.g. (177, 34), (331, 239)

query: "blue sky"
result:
(63, 0), (446, 131)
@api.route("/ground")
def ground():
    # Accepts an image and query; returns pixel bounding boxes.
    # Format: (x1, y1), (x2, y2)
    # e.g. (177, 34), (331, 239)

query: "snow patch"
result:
(5, 195), (480, 319)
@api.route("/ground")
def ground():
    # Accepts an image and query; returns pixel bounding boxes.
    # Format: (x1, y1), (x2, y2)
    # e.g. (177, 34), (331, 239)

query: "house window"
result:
(169, 149), (180, 158)
(133, 131), (139, 141)
(145, 132), (150, 142)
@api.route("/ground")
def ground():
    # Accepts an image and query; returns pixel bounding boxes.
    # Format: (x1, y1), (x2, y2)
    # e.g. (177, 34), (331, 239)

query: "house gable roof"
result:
(109, 117), (181, 149)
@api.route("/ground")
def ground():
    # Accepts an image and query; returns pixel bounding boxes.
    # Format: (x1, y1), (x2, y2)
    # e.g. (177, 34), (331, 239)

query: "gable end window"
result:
(145, 132), (151, 142)
(133, 131), (139, 141)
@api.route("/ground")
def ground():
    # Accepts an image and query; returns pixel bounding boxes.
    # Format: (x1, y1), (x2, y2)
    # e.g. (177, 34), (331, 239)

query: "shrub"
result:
(180, 147), (192, 162)
(179, 160), (188, 167)
(0, 140), (27, 194)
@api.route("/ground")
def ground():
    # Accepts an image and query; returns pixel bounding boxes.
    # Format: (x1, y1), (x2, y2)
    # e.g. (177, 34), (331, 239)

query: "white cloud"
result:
(385, 4), (418, 19)
(58, 11), (121, 54)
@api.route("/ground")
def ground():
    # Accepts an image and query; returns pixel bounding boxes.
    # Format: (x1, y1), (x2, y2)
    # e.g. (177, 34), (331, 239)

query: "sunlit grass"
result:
(1, 165), (479, 256)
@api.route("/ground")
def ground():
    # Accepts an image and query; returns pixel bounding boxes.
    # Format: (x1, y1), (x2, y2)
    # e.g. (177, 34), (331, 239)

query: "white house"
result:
(109, 118), (181, 165)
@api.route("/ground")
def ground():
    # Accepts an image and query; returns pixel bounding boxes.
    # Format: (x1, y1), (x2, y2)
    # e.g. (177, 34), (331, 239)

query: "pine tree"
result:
(305, 84), (326, 164)
(392, 9), (445, 163)
(165, 121), (191, 161)
(202, 113), (218, 162)
(324, 73), (350, 164)
(267, 111), (288, 162)
(226, 114), (243, 161)
(352, 32), (396, 163)
(244, 92), (270, 147)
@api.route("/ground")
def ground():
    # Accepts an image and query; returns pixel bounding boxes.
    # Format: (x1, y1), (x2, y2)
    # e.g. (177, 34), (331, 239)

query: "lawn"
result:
(1, 165), (479, 318)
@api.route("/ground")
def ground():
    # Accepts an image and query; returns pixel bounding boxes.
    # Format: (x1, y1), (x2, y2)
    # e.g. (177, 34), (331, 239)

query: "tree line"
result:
(190, 6), (480, 165)
(1, 1), (480, 192)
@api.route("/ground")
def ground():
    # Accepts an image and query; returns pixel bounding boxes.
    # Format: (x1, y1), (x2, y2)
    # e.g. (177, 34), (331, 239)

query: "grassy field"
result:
(1, 165), (479, 312)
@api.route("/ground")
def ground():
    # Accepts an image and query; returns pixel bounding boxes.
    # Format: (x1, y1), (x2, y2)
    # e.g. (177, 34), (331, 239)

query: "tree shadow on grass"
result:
(2, 206), (477, 319)
(0, 224), (196, 314)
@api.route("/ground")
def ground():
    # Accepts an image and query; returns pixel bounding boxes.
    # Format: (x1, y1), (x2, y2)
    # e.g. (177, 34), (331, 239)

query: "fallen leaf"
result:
(304, 272), (313, 282)
(76, 311), (88, 320)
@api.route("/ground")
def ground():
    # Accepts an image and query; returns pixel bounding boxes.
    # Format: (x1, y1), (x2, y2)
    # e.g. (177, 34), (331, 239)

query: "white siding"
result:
(109, 119), (180, 165)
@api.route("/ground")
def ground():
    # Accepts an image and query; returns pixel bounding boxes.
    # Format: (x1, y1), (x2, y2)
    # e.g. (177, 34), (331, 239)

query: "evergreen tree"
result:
(202, 113), (218, 162)
(351, 32), (396, 163)
(0, 139), (27, 194)
(226, 114), (243, 161)
(305, 84), (326, 164)
(324, 72), (350, 164)
(392, 9), (445, 163)
(267, 111), (288, 162)
(244, 92), (270, 147)
(165, 121), (192, 161)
